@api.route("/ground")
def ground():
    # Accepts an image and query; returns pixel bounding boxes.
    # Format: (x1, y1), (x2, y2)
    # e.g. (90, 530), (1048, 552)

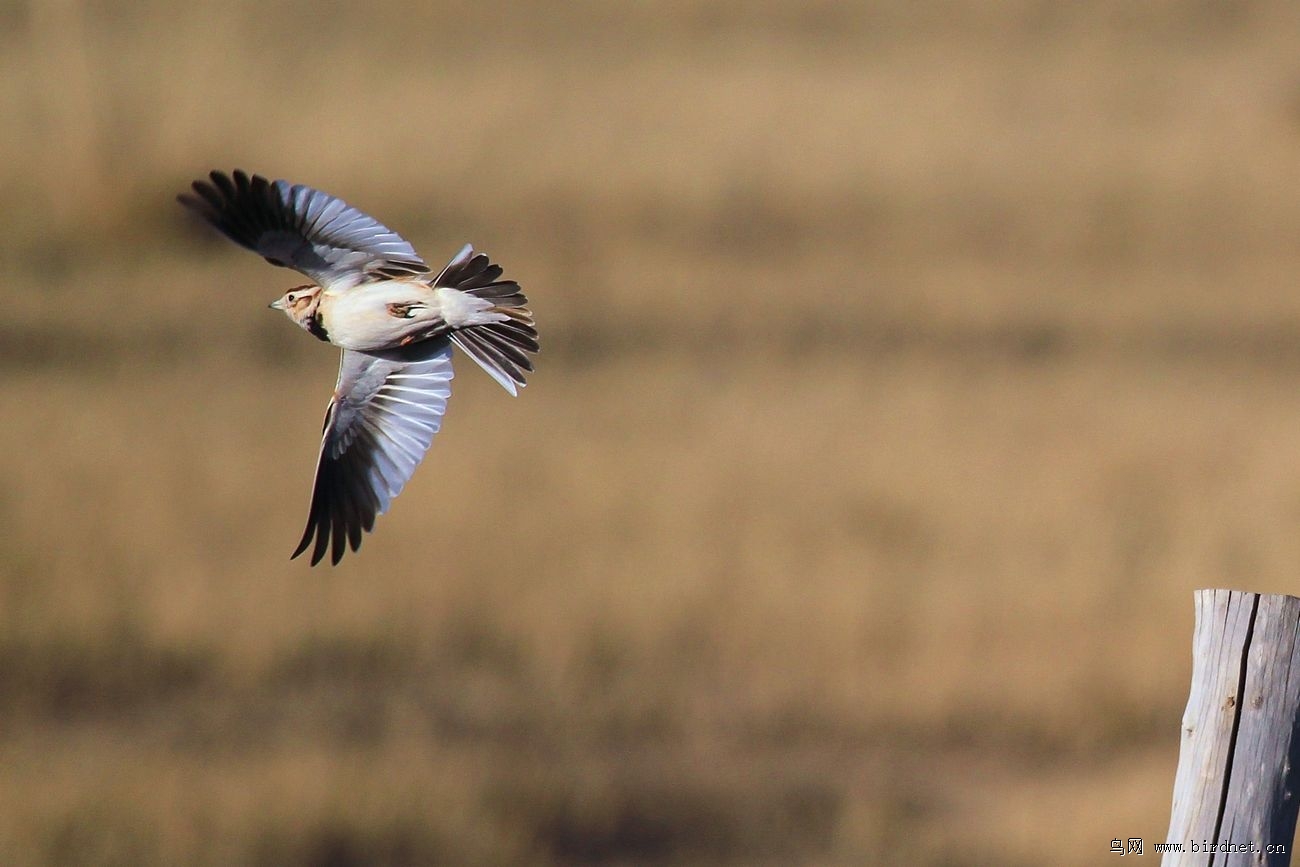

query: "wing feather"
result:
(178, 170), (429, 290)
(291, 340), (455, 565)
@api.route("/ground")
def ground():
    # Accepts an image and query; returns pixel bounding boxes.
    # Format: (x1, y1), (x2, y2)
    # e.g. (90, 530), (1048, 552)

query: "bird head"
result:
(269, 285), (323, 330)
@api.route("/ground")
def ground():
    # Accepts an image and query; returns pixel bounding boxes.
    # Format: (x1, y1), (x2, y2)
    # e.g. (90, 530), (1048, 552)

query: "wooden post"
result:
(1164, 590), (1300, 865)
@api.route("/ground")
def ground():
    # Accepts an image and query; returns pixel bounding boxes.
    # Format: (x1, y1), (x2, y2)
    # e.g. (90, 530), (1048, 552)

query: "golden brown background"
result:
(4, 1), (1300, 864)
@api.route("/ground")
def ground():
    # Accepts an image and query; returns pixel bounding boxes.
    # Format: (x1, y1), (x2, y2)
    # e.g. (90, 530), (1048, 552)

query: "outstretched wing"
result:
(178, 169), (429, 290)
(293, 339), (455, 566)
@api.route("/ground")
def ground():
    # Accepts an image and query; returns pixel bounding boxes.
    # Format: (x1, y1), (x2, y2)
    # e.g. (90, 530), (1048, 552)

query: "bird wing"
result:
(178, 169), (429, 290)
(293, 339), (455, 566)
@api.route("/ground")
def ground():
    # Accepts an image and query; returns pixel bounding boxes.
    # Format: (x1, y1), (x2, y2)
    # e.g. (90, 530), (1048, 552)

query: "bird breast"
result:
(318, 281), (442, 352)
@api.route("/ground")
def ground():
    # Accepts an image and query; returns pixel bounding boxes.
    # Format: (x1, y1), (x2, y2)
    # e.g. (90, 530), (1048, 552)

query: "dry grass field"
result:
(6, 1), (1300, 864)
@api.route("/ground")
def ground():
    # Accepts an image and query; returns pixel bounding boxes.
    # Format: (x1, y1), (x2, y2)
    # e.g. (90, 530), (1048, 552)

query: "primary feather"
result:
(179, 169), (429, 290)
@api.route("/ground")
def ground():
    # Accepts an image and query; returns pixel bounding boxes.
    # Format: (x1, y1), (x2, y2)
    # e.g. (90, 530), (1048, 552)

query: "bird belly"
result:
(319, 283), (444, 351)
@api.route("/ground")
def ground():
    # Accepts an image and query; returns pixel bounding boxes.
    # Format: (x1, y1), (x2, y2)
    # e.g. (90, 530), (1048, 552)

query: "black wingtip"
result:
(290, 532), (312, 564)
(290, 513), (325, 566)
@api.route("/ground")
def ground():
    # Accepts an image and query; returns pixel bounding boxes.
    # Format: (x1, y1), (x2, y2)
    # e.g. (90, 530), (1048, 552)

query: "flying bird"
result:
(179, 170), (537, 566)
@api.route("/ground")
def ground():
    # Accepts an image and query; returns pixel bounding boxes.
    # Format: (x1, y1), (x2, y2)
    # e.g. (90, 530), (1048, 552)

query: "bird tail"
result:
(435, 245), (538, 396)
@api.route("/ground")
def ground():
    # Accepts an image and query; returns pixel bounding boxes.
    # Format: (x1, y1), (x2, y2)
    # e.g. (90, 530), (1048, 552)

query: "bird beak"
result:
(269, 298), (286, 310)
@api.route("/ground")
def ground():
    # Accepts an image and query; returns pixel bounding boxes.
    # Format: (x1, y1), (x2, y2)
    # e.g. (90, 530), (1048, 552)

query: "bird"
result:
(179, 170), (537, 566)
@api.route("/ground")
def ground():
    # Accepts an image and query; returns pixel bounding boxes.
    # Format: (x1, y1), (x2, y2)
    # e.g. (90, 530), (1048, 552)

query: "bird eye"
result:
(286, 294), (296, 303)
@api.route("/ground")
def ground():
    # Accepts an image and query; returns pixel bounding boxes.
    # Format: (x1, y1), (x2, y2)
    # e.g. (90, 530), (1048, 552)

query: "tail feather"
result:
(453, 327), (531, 395)
(434, 244), (504, 289)
(484, 319), (540, 352)
(464, 282), (528, 309)
(437, 244), (539, 395)
(474, 323), (535, 370)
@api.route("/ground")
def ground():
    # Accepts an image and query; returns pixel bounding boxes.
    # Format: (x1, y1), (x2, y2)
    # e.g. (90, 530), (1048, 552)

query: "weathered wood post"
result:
(1164, 590), (1300, 866)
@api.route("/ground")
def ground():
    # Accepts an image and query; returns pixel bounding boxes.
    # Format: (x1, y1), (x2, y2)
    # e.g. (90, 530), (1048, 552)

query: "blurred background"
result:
(4, 1), (1300, 864)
